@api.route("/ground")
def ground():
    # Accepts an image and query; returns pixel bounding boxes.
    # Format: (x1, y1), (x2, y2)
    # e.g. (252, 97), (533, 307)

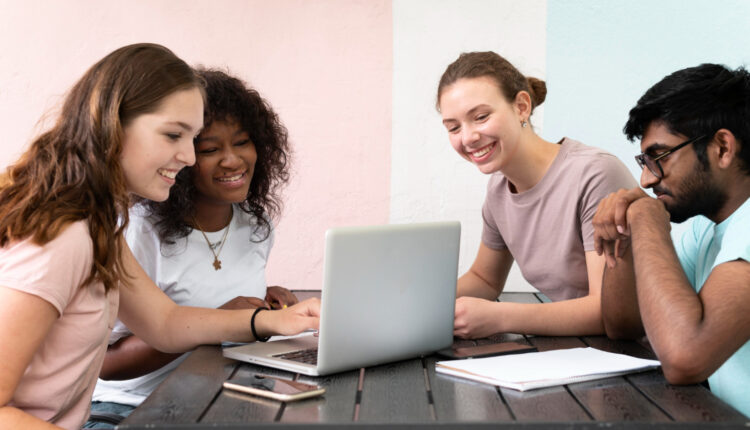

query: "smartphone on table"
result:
(223, 374), (325, 402)
(437, 341), (537, 359)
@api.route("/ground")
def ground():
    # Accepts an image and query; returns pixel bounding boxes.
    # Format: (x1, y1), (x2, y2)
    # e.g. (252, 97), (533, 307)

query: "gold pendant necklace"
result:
(193, 211), (232, 270)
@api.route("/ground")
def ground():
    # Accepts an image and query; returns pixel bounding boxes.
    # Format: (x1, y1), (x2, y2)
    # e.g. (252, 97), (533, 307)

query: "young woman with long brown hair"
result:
(89, 69), (299, 426)
(0, 43), (319, 430)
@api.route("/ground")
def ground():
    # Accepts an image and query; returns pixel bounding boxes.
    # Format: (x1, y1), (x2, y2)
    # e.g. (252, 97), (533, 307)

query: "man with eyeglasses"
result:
(592, 63), (750, 417)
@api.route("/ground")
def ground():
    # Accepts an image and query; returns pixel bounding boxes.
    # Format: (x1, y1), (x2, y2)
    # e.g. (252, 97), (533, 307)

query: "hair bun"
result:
(526, 77), (547, 107)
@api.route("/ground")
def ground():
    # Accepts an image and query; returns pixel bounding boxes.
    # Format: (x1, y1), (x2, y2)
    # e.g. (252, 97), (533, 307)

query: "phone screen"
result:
(437, 342), (537, 359)
(223, 375), (325, 402)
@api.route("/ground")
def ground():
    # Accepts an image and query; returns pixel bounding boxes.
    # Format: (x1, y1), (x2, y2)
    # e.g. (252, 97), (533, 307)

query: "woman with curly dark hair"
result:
(88, 69), (299, 426)
(138, 68), (291, 247)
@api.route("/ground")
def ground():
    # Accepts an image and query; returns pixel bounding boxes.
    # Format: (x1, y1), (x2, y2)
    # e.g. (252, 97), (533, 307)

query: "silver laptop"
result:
(223, 221), (460, 376)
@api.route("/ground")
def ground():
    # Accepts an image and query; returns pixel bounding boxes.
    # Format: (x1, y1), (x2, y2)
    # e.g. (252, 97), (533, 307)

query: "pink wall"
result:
(235, 1), (393, 289)
(0, 0), (392, 290)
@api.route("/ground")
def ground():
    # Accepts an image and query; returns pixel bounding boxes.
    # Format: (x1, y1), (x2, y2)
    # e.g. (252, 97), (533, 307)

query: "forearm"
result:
(118, 249), (267, 352)
(601, 250), (644, 339)
(457, 271), (503, 300)
(100, 335), (182, 380)
(496, 295), (604, 336)
(630, 218), (706, 362)
(144, 306), (259, 353)
(0, 407), (61, 429)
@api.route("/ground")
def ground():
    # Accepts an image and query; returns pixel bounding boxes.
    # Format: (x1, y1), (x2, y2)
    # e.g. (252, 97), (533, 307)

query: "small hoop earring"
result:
(521, 120), (528, 128)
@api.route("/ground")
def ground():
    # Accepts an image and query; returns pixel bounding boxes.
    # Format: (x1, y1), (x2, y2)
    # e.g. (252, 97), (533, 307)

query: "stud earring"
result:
(521, 120), (528, 128)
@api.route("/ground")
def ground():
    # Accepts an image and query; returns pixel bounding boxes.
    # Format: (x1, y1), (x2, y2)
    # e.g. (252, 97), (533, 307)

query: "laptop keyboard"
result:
(273, 347), (318, 365)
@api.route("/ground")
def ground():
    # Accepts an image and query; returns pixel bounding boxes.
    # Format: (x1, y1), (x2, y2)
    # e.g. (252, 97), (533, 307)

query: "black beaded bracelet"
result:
(251, 306), (270, 342)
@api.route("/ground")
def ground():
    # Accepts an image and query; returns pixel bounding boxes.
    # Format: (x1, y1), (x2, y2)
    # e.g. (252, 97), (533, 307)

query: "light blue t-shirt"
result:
(675, 197), (750, 417)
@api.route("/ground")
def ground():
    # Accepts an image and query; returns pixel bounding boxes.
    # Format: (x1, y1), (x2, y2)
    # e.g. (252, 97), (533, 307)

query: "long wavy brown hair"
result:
(0, 43), (203, 292)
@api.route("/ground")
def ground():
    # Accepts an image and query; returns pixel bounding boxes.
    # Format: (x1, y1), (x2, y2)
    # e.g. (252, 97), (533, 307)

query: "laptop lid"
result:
(223, 221), (460, 376)
(315, 221), (459, 374)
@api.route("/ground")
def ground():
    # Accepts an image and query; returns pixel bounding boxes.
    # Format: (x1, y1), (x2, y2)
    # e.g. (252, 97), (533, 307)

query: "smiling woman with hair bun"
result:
(437, 51), (636, 338)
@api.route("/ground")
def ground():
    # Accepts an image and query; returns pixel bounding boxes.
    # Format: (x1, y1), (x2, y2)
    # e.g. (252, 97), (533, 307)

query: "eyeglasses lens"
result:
(644, 157), (662, 179)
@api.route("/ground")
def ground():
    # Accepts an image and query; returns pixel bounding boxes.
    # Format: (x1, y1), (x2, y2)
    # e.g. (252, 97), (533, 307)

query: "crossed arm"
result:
(453, 242), (606, 338)
(593, 188), (750, 383)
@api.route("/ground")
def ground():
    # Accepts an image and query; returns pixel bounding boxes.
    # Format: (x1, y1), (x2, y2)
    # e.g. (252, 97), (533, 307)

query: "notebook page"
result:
(436, 347), (660, 391)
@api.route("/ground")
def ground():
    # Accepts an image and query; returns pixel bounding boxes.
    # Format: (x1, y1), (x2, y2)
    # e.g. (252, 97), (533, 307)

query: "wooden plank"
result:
(122, 346), (236, 425)
(475, 332), (527, 346)
(527, 335), (587, 352)
(500, 385), (591, 421)
(357, 358), (433, 423)
(568, 376), (671, 421)
(425, 356), (513, 422)
(199, 364), (290, 423)
(280, 370), (360, 423)
(627, 370), (747, 423)
(119, 422), (750, 429)
(452, 338), (478, 348)
(583, 335), (657, 360)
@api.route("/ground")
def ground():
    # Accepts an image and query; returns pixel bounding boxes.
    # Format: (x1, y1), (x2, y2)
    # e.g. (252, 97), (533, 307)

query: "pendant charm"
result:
(213, 258), (222, 270)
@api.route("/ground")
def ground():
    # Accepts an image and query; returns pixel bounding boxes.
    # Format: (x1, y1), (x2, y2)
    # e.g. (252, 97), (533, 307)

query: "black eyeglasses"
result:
(634, 135), (706, 179)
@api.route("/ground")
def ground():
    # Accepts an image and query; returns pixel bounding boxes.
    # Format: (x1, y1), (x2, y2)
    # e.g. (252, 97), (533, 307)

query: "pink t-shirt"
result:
(0, 221), (119, 430)
(481, 138), (637, 301)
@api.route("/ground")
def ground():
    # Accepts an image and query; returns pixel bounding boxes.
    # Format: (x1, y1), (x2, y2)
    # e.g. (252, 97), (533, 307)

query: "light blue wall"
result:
(543, 0), (750, 238)
(544, 0), (750, 179)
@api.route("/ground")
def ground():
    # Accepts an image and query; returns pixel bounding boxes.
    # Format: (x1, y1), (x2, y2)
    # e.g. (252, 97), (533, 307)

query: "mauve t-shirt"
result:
(0, 221), (118, 430)
(481, 138), (637, 301)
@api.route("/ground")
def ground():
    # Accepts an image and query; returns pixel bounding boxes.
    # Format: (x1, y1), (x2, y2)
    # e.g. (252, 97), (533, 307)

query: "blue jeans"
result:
(83, 401), (135, 429)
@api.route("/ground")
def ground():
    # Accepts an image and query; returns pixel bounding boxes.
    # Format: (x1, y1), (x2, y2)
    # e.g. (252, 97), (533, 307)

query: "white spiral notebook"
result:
(436, 347), (660, 391)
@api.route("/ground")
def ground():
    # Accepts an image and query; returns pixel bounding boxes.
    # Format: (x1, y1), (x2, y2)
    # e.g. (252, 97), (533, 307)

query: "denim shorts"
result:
(83, 401), (135, 429)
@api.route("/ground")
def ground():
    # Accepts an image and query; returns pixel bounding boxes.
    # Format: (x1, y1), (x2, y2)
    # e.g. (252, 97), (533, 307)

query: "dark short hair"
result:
(624, 63), (750, 173)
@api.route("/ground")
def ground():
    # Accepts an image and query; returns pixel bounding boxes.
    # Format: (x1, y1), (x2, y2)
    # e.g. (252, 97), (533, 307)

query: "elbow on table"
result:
(659, 349), (711, 385)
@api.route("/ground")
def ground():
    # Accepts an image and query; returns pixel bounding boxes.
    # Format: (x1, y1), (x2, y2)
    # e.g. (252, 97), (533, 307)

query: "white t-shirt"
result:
(92, 204), (272, 406)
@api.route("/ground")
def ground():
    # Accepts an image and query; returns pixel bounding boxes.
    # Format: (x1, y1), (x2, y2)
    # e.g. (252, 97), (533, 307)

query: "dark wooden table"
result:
(119, 292), (748, 429)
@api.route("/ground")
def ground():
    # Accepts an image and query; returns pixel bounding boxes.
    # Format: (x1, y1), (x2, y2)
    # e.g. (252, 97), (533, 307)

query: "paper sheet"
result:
(436, 347), (660, 391)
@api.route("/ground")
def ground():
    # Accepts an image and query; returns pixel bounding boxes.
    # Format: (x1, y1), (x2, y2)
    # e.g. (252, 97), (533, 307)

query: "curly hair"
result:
(0, 43), (202, 292)
(143, 68), (291, 245)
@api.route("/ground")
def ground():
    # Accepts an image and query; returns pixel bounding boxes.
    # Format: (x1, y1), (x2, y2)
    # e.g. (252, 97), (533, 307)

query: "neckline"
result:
(195, 205), (235, 238)
(507, 138), (569, 203)
(714, 195), (750, 236)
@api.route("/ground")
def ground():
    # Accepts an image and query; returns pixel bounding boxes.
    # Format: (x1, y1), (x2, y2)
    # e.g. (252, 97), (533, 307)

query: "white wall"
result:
(391, 0), (547, 291)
